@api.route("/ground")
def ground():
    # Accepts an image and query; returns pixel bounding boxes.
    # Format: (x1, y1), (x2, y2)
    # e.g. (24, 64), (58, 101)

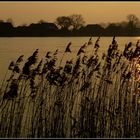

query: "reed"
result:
(0, 37), (140, 138)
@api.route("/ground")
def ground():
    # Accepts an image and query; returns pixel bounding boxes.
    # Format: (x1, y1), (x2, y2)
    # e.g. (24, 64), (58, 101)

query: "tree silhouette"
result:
(56, 16), (72, 30)
(126, 14), (140, 35)
(0, 13), (140, 36)
(127, 14), (139, 28)
(69, 14), (85, 30)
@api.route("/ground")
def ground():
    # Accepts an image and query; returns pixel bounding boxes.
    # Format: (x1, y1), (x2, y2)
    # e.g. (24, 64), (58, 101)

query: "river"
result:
(0, 36), (139, 82)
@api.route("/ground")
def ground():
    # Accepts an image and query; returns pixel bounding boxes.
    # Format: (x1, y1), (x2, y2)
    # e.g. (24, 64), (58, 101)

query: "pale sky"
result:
(0, 1), (140, 26)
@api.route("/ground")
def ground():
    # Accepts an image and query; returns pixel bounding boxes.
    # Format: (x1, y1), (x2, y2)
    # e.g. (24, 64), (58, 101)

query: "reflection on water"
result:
(0, 37), (139, 82)
(135, 36), (140, 40)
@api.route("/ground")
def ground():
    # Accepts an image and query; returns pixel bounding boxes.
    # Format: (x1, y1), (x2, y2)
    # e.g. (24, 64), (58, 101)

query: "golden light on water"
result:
(136, 37), (140, 40)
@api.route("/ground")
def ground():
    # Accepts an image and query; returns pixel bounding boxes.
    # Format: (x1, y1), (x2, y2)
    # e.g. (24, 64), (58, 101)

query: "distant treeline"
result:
(1, 14), (140, 37)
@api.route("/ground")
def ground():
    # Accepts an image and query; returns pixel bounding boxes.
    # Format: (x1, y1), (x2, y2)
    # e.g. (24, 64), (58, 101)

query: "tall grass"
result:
(0, 37), (140, 138)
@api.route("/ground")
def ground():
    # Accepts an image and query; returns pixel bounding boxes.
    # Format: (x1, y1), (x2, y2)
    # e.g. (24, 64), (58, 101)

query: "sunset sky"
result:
(0, 2), (140, 26)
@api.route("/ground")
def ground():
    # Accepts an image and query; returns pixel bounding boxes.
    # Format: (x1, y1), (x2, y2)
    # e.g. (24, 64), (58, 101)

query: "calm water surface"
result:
(0, 37), (139, 82)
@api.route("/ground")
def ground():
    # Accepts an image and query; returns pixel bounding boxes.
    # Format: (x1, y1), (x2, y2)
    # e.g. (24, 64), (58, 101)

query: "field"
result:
(0, 37), (140, 138)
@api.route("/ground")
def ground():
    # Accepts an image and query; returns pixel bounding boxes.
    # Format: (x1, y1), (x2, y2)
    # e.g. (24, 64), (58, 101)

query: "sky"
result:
(0, 1), (140, 26)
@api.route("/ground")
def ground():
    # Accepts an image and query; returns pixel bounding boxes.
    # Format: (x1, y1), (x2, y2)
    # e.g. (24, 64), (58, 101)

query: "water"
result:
(0, 36), (139, 82)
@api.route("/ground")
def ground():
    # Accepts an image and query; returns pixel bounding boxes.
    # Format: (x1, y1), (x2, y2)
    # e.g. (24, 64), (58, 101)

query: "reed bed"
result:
(0, 37), (140, 138)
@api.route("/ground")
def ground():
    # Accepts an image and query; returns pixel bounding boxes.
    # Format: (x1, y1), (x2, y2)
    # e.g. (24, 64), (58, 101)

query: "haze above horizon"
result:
(0, 2), (140, 26)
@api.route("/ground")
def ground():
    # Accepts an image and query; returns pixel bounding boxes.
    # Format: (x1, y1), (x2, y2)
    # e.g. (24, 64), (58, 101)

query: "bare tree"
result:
(127, 14), (139, 28)
(69, 14), (85, 30)
(55, 14), (85, 31)
(55, 16), (72, 30)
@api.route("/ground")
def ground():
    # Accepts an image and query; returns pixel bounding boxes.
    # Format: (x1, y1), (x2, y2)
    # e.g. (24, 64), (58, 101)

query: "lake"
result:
(0, 36), (139, 82)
